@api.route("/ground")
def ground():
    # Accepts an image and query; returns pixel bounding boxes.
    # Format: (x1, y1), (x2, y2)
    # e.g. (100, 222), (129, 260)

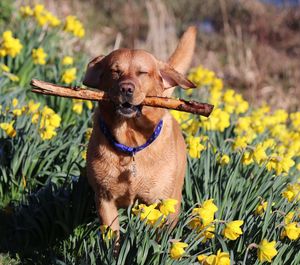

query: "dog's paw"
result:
(113, 240), (120, 257)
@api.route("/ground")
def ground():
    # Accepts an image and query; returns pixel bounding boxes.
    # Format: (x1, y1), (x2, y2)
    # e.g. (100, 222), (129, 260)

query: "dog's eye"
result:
(111, 69), (121, 78)
(138, 70), (148, 76)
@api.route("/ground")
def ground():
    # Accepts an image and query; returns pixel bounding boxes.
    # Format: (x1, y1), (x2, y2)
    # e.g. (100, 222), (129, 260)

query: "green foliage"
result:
(0, 0), (14, 26)
(0, 253), (20, 265)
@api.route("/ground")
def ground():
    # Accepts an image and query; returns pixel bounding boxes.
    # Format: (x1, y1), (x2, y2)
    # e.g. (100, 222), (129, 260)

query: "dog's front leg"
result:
(95, 195), (120, 253)
(95, 195), (120, 232)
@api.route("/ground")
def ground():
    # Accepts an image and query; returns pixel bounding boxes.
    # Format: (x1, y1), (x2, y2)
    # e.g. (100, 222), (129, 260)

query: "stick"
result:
(30, 79), (214, 117)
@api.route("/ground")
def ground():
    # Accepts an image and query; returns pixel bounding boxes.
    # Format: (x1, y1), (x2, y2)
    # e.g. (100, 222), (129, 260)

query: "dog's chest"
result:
(96, 147), (172, 206)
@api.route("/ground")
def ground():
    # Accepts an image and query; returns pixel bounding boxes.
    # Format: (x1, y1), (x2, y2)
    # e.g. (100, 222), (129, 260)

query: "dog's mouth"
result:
(116, 102), (142, 118)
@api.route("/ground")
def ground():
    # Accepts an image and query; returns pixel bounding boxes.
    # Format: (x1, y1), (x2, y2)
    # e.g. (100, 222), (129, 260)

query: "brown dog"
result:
(83, 27), (197, 234)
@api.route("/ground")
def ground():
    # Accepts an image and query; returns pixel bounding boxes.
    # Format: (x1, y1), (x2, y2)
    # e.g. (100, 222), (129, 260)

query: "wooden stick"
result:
(30, 79), (214, 117)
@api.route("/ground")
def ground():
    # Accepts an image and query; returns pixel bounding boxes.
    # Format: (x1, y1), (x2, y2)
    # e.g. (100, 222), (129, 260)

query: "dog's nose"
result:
(119, 81), (135, 97)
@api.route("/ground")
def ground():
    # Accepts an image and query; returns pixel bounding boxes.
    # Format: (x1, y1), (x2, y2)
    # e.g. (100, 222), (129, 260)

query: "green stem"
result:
(242, 243), (258, 265)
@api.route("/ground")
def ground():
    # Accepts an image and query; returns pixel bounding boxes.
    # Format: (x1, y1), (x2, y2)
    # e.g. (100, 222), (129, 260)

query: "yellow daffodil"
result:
(284, 212), (295, 225)
(27, 100), (40, 113)
(32, 4), (61, 27)
(81, 150), (87, 160)
(159, 199), (178, 216)
(201, 199), (218, 217)
(32, 47), (47, 65)
(267, 154), (295, 175)
(12, 109), (22, 116)
(0, 121), (16, 137)
(41, 106), (55, 116)
(31, 113), (39, 124)
(169, 241), (188, 260)
(38, 106), (61, 140)
(35, 13), (47, 26)
(22, 175), (26, 189)
(64, 15), (85, 38)
(45, 12), (61, 27)
(282, 183), (300, 202)
(186, 135), (205, 159)
(242, 151), (254, 166)
(253, 144), (267, 165)
(48, 113), (61, 127)
(235, 96), (249, 114)
(62, 67), (77, 84)
(132, 203), (164, 226)
(40, 126), (57, 140)
(100, 225), (115, 240)
(62, 56), (74, 65)
(266, 155), (281, 173)
(233, 136), (248, 150)
(223, 89), (235, 105)
(189, 199), (218, 242)
(279, 156), (295, 174)
(261, 138), (276, 149)
(170, 110), (192, 130)
(273, 109), (288, 123)
(281, 222), (300, 240)
(290, 112), (300, 130)
(7, 74), (19, 82)
(236, 116), (251, 132)
(0, 49), (6, 57)
(234, 117), (257, 142)
(255, 201), (268, 216)
(33, 4), (45, 16)
(184, 119), (200, 135)
(223, 89), (249, 115)
(188, 66), (223, 93)
(202, 199), (218, 213)
(20, 5), (34, 16)
(72, 99), (83, 114)
(197, 254), (208, 263)
(201, 108), (230, 132)
(0, 31), (23, 58)
(191, 199), (218, 227)
(12, 98), (18, 107)
(85, 128), (93, 141)
(198, 249), (230, 265)
(223, 220), (243, 240)
(257, 239), (277, 263)
(218, 154), (230, 166)
(200, 225), (216, 242)
(85, 101), (93, 110)
(0, 63), (10, 72)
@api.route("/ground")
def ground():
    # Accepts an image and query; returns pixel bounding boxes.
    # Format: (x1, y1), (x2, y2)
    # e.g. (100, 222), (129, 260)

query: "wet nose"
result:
(119, 81), (135, 97)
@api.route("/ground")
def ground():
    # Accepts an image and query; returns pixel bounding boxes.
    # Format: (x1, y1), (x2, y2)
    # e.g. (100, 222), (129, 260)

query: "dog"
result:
(83, 27), (197, 236)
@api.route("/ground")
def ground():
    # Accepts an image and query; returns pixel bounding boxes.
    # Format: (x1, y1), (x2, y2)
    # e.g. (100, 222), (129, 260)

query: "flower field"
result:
(0, 4), (300, 265)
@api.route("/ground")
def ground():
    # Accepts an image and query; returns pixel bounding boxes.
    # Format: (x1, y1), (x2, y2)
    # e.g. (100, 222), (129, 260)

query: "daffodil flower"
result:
(169, 241), (188, 260)
(223, 220), (244, 240)
(257, 239), (277, 263)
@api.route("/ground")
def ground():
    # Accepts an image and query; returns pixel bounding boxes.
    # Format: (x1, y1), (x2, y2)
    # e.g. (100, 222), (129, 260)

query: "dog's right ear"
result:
(158, 61), (196, 90)
(82, 55), (105, 88)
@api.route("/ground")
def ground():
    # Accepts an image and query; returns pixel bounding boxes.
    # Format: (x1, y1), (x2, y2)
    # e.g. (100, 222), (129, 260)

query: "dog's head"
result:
(83, 48), (195, 118)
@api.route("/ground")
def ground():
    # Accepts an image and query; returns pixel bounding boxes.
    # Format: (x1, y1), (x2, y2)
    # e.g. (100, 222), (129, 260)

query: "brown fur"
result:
(84, 27), (197, 234)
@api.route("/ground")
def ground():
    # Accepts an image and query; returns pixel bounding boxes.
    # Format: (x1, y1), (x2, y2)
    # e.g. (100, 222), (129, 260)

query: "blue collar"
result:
(99, 117), (163, 156)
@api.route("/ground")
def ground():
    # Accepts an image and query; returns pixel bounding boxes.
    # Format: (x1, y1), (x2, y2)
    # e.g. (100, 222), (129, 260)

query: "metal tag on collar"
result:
(131, 153), (137, 177)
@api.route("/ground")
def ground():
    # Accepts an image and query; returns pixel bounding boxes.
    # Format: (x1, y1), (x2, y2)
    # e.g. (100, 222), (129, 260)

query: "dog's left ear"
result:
(83, 55), (105, 88)
(158, 62), (196, 89)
